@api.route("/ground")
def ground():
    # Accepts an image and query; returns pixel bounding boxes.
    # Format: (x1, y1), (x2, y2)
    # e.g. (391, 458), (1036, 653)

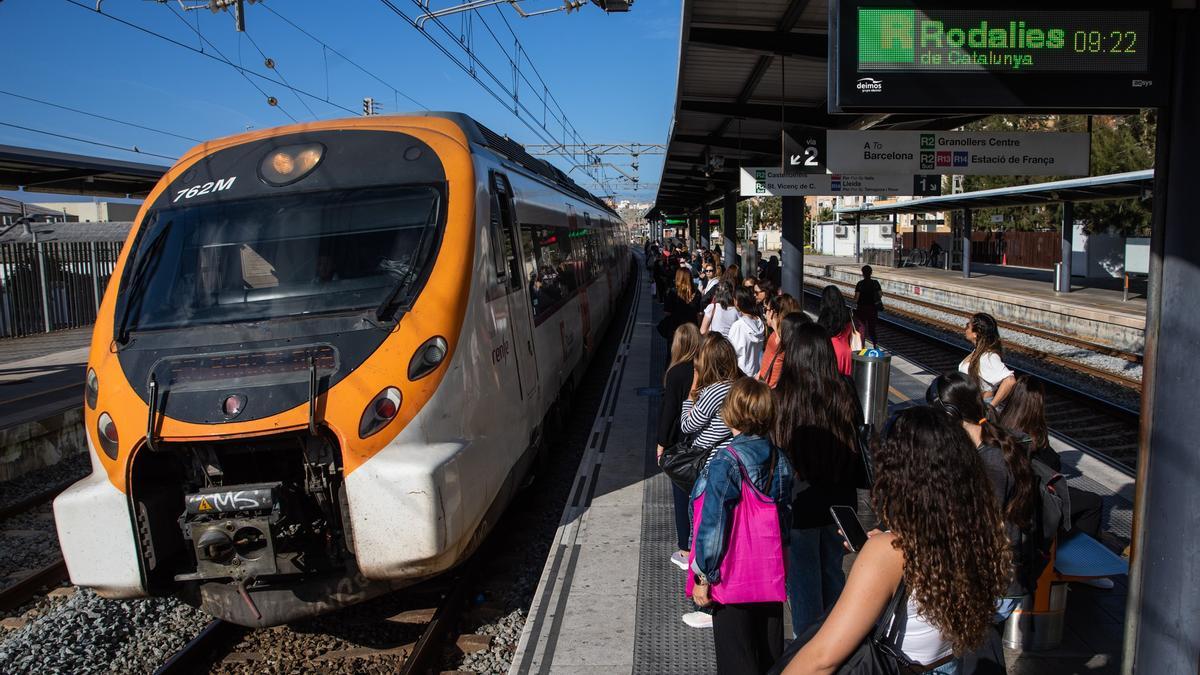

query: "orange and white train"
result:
(53, 113), (631, 626)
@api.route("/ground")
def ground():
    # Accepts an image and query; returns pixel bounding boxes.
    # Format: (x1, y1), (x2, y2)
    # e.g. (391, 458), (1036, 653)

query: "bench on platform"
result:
(1003, 532), (1129, 651)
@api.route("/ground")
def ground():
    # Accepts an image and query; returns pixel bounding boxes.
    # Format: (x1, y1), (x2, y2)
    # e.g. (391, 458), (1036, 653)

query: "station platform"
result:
(510, 273), (1134, 675)
(803, 255), (1145, 354)
(0, 328), (90, 482)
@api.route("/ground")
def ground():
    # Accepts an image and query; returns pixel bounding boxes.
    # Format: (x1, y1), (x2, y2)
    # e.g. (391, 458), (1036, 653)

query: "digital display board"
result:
(830, 1), (1169, 112)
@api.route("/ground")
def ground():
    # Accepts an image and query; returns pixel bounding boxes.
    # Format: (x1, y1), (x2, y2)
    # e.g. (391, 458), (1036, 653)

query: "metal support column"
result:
(89, 241), (101, 311)
(961, 209), (972, 279)
(1125, 14), (1200, 674)
(722, 193), (738, 270)
(1058, 201), (1074, 293)
(35, 239), (51, 333)
(854, 214), (862, 264)
(700, 211), (710, 250)
(781, 196), (805, 297)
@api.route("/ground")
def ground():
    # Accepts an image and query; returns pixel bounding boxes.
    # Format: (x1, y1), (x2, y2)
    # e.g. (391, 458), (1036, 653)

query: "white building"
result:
(30, 201), (141, 223)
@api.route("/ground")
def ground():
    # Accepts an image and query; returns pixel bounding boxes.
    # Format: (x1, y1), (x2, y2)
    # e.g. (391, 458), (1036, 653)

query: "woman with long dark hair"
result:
(773, 322), (864, 636)
(960, 313), (1016, 408)
(928, 372), (1039, 613)
(728, 287), (766, 377)
(778, 407), (1012, 675)
(817, 285), (857, 376)
(1000, 375), (1105, 543)
(657, 323), (703, 570)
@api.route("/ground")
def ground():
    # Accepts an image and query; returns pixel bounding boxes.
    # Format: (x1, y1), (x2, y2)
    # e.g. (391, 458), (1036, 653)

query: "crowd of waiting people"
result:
(643, 240), (1108, 675)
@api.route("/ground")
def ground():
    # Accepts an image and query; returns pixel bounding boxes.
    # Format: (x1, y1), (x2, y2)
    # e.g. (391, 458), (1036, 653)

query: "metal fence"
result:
(0, 241), (123, 339)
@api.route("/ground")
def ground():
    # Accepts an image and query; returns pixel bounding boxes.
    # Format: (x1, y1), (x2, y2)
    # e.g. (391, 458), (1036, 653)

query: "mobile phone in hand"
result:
(830, 505), (869, 553)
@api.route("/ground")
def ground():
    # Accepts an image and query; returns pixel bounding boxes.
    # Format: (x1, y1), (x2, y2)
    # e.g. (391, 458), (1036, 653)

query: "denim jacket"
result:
(690, 434), (794, 586)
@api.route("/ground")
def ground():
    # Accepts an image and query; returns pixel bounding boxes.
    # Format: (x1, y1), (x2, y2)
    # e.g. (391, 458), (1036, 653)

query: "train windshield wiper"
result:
(374, 201), (439, 324)
(115, 218), (172, 346)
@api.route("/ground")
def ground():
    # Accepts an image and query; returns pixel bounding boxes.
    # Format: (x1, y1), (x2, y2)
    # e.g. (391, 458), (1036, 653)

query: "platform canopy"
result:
(835, 170), (1155, 217)
(0, 145), (169, 198)
(651, 0), (977, 217)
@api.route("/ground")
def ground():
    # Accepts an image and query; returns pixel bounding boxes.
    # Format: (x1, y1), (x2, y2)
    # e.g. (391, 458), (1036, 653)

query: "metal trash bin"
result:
(1003, 584), (1069, 651)
(851, 350), (892, 431)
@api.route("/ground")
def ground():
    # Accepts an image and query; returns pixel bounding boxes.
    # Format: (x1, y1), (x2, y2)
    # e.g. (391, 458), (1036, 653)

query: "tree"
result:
(959, 113), (1155, 235)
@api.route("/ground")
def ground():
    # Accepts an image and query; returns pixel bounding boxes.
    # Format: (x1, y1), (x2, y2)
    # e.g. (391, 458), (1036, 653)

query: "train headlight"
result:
(359, 386), (402, 439)
(408, 336), (448, 381)
(259, 142), (325, 186)
(85, 368), (99, 410)
(97, 412), (119, 459)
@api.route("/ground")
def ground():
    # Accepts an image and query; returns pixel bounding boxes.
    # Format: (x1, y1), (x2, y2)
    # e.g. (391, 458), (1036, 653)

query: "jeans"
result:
(787, 525), (847, 636)
(672, 481), (692, 551)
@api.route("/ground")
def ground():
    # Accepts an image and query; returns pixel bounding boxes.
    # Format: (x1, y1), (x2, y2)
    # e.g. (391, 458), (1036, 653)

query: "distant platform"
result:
(804, 255), (1145, 354)
(511, 271), (1133, 675)
(0, 328), (90, 482)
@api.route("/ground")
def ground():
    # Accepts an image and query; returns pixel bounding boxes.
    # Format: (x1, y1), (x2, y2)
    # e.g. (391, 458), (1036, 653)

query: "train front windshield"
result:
(119, 186), (442, 334)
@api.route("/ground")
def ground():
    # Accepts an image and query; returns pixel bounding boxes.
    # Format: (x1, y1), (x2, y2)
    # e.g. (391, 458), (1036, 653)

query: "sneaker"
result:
(670, 550), (689, 571)
(1079, 577), (1115, 590)
(682, 610), (713, 628)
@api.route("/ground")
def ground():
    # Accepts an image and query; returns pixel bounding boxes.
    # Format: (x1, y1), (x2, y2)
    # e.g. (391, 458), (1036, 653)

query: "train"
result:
(53, 113), (632, 626)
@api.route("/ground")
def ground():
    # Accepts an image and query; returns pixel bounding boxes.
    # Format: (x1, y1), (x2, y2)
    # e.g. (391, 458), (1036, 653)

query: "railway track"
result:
(801, 287), (1140, 474)
(808, 276), (1142, 390)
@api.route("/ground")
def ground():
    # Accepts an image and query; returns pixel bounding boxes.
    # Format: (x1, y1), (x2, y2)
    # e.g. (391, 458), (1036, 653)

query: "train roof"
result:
(416, 112), (619, 219)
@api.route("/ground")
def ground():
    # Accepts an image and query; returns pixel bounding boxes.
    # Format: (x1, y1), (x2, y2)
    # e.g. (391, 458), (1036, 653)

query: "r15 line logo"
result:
(856, 77), (883, 93)
(173, 176), (236, 202)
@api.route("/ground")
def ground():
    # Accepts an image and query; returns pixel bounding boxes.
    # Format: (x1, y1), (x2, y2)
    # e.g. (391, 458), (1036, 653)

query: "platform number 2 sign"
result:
(783, 128), (827, 174)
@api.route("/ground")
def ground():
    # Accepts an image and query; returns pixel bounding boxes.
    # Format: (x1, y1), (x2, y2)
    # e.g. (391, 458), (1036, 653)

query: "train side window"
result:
(490, 173), (522, 294)
(487, 195), (508, 289)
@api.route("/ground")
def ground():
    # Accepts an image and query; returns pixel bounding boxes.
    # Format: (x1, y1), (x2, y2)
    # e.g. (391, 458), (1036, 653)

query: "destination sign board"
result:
(825, 131), (1090, 176)
(830, 2), (1169, 111)
(740, 168), (941, 197)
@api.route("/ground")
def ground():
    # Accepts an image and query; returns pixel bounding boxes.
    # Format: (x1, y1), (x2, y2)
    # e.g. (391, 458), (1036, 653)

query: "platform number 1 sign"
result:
(783, 128), (827, 174)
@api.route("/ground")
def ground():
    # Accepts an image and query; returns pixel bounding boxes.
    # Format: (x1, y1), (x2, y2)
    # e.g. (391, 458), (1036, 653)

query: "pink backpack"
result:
(686, 447), (787, 605)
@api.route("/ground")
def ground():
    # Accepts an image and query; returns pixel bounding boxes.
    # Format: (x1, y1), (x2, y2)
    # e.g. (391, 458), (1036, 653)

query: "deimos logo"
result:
(856, 77), (883, 93)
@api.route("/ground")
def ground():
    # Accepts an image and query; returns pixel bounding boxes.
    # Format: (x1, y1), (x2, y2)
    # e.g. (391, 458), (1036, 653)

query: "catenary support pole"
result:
(854, 213), (862, 264)
(1124, 12), (1200, 675)
(781, 196), (804, 297)
(961, 209), (972, 279)
(1058, 201), (1074, 293)
(722, 193), (738, 270)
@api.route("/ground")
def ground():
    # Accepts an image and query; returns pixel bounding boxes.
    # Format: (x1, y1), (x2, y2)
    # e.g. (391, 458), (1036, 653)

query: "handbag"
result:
(685, 446), (787, 605)
(767, 580), (926, 675)
(658, 438), (709, 493)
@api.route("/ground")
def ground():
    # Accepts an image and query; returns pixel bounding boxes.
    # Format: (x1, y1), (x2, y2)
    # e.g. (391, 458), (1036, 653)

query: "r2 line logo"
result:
(173, 176), (237, 202)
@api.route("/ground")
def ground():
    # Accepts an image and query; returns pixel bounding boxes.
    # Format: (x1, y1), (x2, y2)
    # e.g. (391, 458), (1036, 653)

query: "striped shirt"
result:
(680, 380), (734, 452)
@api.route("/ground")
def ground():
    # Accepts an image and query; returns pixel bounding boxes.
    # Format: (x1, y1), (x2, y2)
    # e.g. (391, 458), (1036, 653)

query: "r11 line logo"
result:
(856, 77), (883, 93)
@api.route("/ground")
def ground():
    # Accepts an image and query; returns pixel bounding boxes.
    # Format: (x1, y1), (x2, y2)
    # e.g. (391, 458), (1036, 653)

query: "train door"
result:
(490, 172), (539, 401)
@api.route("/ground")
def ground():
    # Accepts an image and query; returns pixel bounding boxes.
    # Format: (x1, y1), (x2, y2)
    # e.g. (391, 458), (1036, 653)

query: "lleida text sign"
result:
(740, 168), (941, 197)
(829, 2), (1168, 111)
(826, 131), (1089, 176)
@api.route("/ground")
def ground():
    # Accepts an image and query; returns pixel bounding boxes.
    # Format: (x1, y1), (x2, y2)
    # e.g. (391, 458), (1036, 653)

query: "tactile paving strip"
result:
(632, 301), (718, 674)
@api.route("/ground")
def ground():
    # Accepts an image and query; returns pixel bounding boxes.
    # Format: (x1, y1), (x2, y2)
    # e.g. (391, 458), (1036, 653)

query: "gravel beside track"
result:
(0, 589), (210, 674)
(0, 504), (60, 589)
(0, 452), (90, 515)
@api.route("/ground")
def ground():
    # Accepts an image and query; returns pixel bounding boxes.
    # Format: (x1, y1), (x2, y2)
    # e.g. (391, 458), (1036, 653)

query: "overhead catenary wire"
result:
(0, 89), (202, 143)
(0, 121), (177, 161)
(259, 1), (429, 111)
(162, 2), (299, 123)
(61, 0), (360, 118)
(241, 28), (320, 120)
(377, 0), (613, 195)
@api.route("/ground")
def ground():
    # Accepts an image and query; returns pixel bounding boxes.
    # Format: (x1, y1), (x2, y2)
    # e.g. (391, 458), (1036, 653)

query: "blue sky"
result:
(0, 0), (681, 203)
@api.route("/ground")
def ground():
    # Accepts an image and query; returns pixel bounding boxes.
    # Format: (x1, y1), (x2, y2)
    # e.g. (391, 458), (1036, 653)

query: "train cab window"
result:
(489, 173), (522, 294)
(116, 186), (443, 334)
